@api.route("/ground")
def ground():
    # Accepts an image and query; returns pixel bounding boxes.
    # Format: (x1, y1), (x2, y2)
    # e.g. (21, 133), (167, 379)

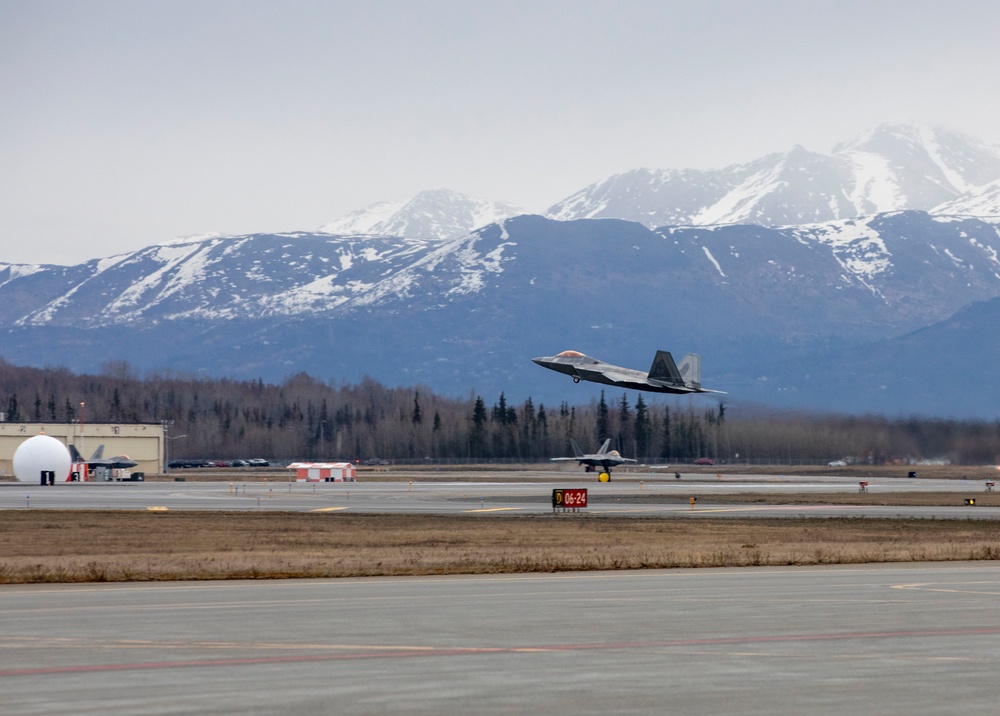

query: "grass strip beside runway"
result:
(2, 511), (1000, 583)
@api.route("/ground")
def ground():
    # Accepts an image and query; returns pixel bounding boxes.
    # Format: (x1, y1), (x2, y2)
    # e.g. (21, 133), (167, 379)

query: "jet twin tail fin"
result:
(570, 438), (612, 456)
(678, 353), (702, 389)
(648, 350), (683, 385)
(649, 350), (703, 389)
(69, 444), (106, 462)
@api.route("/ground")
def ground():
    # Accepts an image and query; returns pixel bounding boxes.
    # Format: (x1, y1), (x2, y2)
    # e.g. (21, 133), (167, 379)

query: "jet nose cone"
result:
(531, 357), (547, 366)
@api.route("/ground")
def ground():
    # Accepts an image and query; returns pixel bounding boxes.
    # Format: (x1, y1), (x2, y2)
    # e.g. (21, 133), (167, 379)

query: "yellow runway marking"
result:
(310, 507), (349, 512)
(594, 507), (779, 514)
(685, 507), (773, 513)
(465, 507), (524, 513)
(892, 582), (1000, 596)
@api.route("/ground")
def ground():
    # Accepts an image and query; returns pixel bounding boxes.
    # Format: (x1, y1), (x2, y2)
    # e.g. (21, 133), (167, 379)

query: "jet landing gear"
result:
(572, 376), (581, 383)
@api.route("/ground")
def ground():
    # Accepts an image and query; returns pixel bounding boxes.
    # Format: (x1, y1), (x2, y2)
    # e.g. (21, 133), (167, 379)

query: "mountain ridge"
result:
(312, 124), (1000, 244)
(3, 212), (1000, 416)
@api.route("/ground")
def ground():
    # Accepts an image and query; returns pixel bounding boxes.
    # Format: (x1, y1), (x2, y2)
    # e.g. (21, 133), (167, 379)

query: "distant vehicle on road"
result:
(828, 460), (847, 467)
(693, 458), (715, 465)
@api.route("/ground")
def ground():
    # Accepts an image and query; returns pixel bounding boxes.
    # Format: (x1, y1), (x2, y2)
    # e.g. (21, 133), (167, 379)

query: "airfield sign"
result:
(552, 488), (588, 512)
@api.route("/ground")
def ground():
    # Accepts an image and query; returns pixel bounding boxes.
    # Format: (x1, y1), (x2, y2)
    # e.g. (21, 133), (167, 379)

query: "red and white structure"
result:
(71, 461), (90, 481)
(287, 462), (357, 482)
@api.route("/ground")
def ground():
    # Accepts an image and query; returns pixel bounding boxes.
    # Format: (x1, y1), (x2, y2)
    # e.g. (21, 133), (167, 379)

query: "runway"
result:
(3, 563), (1000, 715)
(1, 472), (998, 519)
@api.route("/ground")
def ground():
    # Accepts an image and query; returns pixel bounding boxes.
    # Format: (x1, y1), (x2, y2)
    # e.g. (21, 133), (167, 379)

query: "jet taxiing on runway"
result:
(69, 444), (138, 470)
(532, 350), (724, 395)
(551, 438), (636, 476)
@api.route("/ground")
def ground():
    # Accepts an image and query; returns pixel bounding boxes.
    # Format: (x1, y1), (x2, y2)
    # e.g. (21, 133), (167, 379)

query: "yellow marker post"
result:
(689, 497), (697, 510)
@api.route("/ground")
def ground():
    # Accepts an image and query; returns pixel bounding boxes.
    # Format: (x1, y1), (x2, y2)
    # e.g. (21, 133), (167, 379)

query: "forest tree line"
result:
(1, 359), (999, 465)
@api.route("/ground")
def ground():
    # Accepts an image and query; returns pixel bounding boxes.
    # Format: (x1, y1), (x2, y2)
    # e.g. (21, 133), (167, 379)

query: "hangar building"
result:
(0, 423), (166, 478)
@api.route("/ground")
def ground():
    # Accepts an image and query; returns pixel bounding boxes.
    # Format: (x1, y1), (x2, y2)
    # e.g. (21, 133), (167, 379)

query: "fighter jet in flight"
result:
(551, 438), (636, 478)
(532, 350), (724, 394)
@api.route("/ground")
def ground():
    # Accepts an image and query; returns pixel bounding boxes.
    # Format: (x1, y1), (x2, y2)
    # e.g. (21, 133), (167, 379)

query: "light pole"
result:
(162, 420), (185, 474)
(164, 435), (187, 473)
(79, 402), (85, 462)
(319, 419), (326, 460)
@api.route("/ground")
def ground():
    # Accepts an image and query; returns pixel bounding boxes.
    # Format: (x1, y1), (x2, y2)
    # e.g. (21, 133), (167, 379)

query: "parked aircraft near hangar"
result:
(551, 438), (635, 481)
(70, 444), (138, 471)
(532, 350), (724, 395)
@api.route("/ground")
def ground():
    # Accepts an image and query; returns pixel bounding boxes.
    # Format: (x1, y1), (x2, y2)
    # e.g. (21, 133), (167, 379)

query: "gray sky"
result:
(3, 0), (999, 265)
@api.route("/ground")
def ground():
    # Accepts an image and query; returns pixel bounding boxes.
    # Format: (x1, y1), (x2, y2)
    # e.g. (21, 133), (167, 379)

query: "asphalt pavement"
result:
(4, 563), (1000, 715)
(1, 472), (998, 519)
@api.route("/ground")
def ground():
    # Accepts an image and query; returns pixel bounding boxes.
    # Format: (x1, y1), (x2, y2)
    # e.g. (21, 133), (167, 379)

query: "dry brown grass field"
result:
(3, 510), (1000, 584)
(4, 464), (999, 584)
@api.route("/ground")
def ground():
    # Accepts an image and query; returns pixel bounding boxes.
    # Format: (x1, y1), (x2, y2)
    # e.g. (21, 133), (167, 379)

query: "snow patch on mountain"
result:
(102, 241), (222, 320)
(919, 125), (974, 193)
(0, 263), (46, 287)
(257, 275), (350, 315)
(932, 179), (1000, 218)
(790, 217), (891, 290)
(842, 150), (904, 213)
(702, 246), (726, 277)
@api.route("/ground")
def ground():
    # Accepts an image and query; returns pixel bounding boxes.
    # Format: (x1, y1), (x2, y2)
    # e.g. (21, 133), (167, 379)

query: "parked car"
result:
(693, 458), (715, 465)
(247, 458), (270, 467)
(828, 460), (847, 467)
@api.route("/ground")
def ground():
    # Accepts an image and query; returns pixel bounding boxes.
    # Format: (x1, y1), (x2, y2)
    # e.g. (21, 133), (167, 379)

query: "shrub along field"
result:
(3, 510), (1000, 584)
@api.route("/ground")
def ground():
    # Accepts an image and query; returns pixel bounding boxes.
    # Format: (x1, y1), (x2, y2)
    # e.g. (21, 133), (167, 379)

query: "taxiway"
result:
(1, 472), (998, 519)
(3, 563), (1000, 714)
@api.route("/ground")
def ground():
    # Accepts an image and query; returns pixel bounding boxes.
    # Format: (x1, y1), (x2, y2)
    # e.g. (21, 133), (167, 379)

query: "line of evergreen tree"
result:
(0, 359), (998, 464)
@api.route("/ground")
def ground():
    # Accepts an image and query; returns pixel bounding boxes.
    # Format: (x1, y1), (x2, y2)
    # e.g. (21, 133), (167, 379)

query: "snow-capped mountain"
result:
(310, 124), (1000, 244)
(4, 211), (1000, 415)
(544, 123), (1000, 228)
(7, 212), (999, 331)
(319, 188), (524, 240)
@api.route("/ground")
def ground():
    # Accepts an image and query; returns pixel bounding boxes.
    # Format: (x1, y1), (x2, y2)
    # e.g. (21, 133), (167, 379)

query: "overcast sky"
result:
(3, 0), (1000, 265)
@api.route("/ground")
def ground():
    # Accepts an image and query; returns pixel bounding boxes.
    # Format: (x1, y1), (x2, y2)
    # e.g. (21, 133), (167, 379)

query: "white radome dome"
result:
(13, 434), (72, 483)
